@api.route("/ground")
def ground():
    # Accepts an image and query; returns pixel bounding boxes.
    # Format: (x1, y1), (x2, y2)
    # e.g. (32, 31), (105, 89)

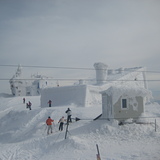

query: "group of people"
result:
(23, 98), (73, 135)
(46, 108), (72, 135)
(24, 98), (52, 110)
(23, 98), (32, 110)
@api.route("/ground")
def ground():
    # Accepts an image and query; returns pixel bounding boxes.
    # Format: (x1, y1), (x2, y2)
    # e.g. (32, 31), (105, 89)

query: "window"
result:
(121, 98), (128, 109)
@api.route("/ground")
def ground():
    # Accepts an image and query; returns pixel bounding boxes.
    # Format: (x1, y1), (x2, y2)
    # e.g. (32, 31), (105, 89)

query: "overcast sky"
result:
(0, 0), (160, 97)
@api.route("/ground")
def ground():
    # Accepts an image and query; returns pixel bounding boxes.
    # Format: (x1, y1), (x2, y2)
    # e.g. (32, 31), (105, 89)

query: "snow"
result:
(0, 95), (160, 160)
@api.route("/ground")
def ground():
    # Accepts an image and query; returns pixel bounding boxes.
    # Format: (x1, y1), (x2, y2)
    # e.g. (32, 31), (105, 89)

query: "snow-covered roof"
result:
(107, 67), (145, 82)
(100, 85), (152, 105)
(101, 85), (151, 96)
(85, 66), (146, 87)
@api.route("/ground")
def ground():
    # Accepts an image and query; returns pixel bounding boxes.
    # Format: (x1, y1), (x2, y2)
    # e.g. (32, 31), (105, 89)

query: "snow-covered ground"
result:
(0, 95), (160, 160)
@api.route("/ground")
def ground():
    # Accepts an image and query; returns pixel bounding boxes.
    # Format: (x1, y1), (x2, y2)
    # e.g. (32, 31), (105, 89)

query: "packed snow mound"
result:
(0, 96), (160, 160)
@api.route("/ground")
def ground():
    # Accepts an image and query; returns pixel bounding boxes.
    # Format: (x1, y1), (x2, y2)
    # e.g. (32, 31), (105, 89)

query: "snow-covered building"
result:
(40, 62), (149, 107)
(10, 65), (55, 96)
(100, 86), (151, 123)
(10, 65), (28, 96)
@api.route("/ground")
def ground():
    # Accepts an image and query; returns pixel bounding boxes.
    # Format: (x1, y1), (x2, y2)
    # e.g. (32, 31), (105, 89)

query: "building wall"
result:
(113, 96), (144, 121)
(85, 86), (102, 106)
(101, 94), (113, 119)
(11, 81), (26, 96)
(41, 85), (87, 107)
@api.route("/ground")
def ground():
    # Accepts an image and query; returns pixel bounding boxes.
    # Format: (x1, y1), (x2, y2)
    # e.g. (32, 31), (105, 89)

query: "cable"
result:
(0, 64), (160, 73)
(0, 64), (94, 70)
(1, 78), (160, 82)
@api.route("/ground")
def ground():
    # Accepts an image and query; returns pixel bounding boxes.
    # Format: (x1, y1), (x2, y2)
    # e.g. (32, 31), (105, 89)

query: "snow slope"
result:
(0, 96), (160, 160)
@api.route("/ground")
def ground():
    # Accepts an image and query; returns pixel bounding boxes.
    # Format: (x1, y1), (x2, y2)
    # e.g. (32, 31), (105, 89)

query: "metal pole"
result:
(96, 144), (100, 155)
(65, 116), (69, 139)
(96, 144), (101, 160)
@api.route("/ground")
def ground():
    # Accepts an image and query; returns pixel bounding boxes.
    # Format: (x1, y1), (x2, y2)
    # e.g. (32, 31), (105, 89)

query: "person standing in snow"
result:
(48, 100), (52, 107)
(65, 108), (72, 123)
(58, 116), (65, 131)
(46, 116), (54, 135)
(28, 101), (32, 110)
(23, 98), (25, 104)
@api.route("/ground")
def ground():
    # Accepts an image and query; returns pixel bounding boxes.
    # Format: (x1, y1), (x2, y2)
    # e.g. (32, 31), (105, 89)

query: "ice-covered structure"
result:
(100, 85), (152, 122)
(94, 62), (108, 84)
(10, 65), (55, 96)
(41, 62), (149, 107)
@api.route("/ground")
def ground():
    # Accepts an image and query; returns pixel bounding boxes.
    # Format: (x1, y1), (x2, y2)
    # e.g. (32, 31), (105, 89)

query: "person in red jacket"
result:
(46, 116), (54, 135)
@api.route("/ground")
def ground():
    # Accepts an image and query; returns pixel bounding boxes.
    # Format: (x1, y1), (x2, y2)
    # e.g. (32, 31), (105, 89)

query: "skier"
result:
(46, 116), (54, 135)
(58, 116), (65, 131)
(65, 108), (72, 123)
(28, 101), (32, 110)
(23, 98), (25, 104)
(48, 100), (52, 107)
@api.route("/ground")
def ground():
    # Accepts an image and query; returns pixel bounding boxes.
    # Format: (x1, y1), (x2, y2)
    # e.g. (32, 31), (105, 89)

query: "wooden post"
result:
(65, 116), (69, 139)
(96, 144), (101, 160)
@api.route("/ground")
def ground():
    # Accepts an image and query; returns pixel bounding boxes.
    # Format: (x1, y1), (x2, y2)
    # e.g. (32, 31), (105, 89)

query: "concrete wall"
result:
(113, 96), (144, 121)
(41, 85), (87, 107)
(101, 92), (144, 121)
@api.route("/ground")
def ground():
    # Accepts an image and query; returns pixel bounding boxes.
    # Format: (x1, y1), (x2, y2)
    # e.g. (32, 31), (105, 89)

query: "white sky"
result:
(0, 0), (160, 97)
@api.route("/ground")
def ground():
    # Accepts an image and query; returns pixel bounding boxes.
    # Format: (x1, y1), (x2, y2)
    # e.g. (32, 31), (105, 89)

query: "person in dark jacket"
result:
(28, 101), (32, 110)
(23, 98), (25, 104)
(65, 108), (72, 123)
(48, 100), (52, 107)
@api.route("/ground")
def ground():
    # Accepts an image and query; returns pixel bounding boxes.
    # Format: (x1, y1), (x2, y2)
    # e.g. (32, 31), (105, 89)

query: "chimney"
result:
(94, 62), (108, 85)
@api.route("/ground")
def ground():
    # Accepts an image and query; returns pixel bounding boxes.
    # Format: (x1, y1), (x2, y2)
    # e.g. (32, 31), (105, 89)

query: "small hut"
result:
(100, 86), (151, 123)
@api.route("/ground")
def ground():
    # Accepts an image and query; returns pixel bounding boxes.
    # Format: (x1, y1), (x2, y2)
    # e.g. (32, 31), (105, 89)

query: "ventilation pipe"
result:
(94, 62), (108, 85)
